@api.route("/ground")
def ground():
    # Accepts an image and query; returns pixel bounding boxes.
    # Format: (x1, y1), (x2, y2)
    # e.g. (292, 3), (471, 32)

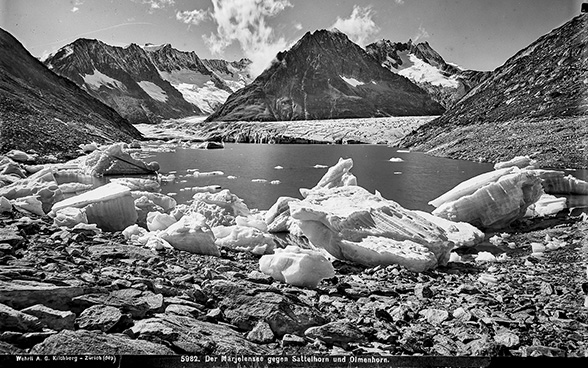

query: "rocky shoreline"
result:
(1, 210), (587, 357)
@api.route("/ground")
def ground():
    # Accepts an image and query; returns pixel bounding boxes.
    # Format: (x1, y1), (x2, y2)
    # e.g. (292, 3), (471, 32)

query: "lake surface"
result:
(140, 143), (500, 211)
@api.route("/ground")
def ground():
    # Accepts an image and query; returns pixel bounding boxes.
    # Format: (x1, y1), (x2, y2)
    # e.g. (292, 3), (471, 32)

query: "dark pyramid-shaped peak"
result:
(206, 29), (444, 122)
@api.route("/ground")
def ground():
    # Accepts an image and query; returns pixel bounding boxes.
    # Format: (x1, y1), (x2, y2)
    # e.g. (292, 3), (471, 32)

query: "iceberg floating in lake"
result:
(290, 186), (453, 272)
(494, 156), (537, 170)
(300, 158), (357, 197)
(259, 245), (335, 288)
(78, 143), (159, 176)
(388, 157), (404, 162)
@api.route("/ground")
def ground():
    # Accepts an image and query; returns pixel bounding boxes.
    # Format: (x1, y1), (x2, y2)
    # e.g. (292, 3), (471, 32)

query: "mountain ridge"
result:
(401, 13), (588, 169)
(205, 29), (445, 122)
(0, 27), (142, 158)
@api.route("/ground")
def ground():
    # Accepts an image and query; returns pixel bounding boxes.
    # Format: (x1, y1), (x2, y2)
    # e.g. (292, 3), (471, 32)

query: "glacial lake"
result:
(132, 143), (588, 212)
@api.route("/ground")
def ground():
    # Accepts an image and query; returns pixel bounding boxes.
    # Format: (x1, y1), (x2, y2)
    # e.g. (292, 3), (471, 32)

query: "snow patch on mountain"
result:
(340, 76), (364, 87)
(175, 82), (230, 114)
(82, 69), (126, 90)
(396, 54), (459, 88)
(137, 81), (168, 102)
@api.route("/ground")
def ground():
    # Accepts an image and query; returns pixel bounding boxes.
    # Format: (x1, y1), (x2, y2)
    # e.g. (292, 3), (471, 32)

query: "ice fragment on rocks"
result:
(0, 167), (63, 213)
(122, 225), (148, 243)
(110, 178), (160, 192)
(79, 143), (159, 176)
(51, 183), (138, 232)
(58, 182), (93, 194)
(414, 210), (484, 248)
(289, 186), (453, 272)
(146, 211), (177, 232)
(265, 197), (300, 233)
(494, 156), (537, 170)
(12, 196), (44, 216)
(259, 246), (335, 288)
(6, 150), (35, 163)
(533, 169), (588, 195)
(190, 189), (250, 227)
(474, 251), (497, 262)
(300, 158), (357, 197)
(525, 194), (567, 217)
(53, 207), (88, 228)
(432, 169), (543, 230)
(159, 212), (220, 256)
(213, 225), (275, 255)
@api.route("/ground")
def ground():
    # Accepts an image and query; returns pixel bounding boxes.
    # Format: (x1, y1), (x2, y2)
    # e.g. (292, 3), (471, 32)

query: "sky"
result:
(0, 0), (583, 76)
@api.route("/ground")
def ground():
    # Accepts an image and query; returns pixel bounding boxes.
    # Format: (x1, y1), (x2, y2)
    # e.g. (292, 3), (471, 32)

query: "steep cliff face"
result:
(402, 14), (588, 169)
(144, 44), (234, 114)
(365, 40), (490, 108)
(206, 29), (444, 122)
(45, 39), (201, 123)
(0, 27), (142, 158)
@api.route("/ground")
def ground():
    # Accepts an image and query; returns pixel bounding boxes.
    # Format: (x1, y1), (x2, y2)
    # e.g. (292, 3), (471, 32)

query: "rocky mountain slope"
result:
(202, 58), (253, 93)
(0, 27), (141, 159)
(365, 40), (490, 108)
(206, 29), (445, 122)
(143, 44), (237, 115)
(44, 39), (201, 124)
(402, 14), (588, 169)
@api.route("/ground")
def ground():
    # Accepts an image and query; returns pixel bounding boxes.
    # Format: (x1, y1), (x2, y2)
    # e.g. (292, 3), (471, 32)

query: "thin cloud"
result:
(330, 5), (380, 46)
(71, 7), (80, 12)
(176, 9), (209, 26)
(413, 24), (430, 42)
(294, 22), (303, 31)
(132, 0), (175, 11)
(71, 0), (83, 13)
(31, 22), (153, 48)
(203, 0), (292, 77)
(395, 0), (405, 4)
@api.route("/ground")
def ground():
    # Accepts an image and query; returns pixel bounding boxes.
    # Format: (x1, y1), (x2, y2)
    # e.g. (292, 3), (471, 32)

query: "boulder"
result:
(0, 196), (11, 213)
(432, 169), (544, 230)
(304, 320), (365, 345)
(79, 143), (159, 176)
(259, 246), (335, 288)
(76, 304), (126, 332)
(0, 303), (43, 332)
(414, 211), (484, 248)
(30, 329), (175, 354)
(212, 225), (275, 255)
(159, 213), (220, 256)
(300, 158), (357, 197)
(0, 158), (26, 178)
(0, 280), (94, 310)
(20, 304), (76, 331)
(289, 186), (453, 272)
(205, 279), (327, 337)
(130, 313), (270, 355)
(51, 183), (138, 232)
